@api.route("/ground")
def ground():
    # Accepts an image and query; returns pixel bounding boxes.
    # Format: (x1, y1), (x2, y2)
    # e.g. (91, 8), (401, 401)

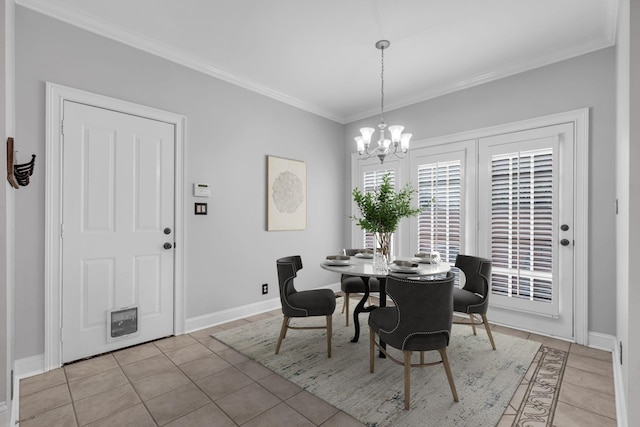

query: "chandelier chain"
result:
(380, 45), (385, 123)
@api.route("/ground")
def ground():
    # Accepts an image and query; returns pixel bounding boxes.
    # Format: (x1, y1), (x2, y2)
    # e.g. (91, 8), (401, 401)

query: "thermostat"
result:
(193, 183), (211, 197)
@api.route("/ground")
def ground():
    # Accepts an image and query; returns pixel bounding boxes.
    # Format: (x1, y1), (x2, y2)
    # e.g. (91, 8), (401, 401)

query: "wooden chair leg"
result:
(404, 351), (412, 410)
(469, 313), (477, 335)
(369, 327), (375, 373)
(275, 316), (290, 354)
(326, 315), (332, 358)
(438, 348), (459, 402)
(344, 293), (350, 326)
(482, 313), (497, 350)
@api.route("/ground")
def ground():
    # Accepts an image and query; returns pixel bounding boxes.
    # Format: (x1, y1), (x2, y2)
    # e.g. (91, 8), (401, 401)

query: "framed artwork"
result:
(267, 155), (307, 231)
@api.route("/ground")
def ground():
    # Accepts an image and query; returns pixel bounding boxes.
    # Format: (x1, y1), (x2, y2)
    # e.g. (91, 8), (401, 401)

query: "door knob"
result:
(163, 242), (173, 250)
(560, 224), (569, 231)
(164, 227), (172, 235)
(560, 239), (570, 246)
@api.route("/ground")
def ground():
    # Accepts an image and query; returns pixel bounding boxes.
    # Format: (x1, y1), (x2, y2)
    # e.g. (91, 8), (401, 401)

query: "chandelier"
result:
(355, 40), (411, 164)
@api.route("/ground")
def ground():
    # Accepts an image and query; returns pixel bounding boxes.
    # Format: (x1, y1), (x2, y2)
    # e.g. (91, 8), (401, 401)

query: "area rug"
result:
(213, 314), (541, 427)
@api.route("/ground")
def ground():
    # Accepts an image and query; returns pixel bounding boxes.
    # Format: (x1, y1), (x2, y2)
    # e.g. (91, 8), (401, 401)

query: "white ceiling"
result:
(18, 0), (617, 123)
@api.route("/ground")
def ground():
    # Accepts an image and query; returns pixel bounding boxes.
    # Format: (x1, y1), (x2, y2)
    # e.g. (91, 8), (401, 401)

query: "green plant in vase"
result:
(351, 173), (422, 271)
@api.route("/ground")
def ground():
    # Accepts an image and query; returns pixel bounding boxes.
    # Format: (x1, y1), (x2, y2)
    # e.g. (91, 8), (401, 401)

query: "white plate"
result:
(389, 264), (419, 273)
(324, 260), (352, 266)
(355, 252), (373, 259)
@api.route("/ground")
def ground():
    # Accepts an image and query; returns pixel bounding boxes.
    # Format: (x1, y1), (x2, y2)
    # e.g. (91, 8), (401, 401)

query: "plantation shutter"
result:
(417, 160), (461, 264)
(362, 169), (395, 250)
(490, 148), (553, 303)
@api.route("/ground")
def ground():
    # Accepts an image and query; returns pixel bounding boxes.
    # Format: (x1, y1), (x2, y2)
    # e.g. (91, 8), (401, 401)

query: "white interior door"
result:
(478, 123), (575, 339)
(61, 101), (175, 363)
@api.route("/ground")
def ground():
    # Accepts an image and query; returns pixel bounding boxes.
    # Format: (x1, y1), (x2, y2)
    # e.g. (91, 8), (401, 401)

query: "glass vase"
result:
(373, 232), (391, 273)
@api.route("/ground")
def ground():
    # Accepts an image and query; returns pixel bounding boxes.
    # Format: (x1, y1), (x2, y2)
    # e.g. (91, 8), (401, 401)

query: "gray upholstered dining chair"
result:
(340, 249), (379, 326)
(452, 254), (496, 350)
(275, 255), (337, 357)
(369, 272), (458, 410)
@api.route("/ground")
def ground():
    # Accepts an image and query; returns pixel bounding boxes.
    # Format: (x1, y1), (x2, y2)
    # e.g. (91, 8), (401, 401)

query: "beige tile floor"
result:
(18, 301), (616, 427)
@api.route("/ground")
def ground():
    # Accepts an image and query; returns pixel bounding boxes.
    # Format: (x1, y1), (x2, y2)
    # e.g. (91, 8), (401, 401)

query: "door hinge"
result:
(60, 327), (64, 342)
(61, 120), (64, 135)
(10, 369), (14, 400)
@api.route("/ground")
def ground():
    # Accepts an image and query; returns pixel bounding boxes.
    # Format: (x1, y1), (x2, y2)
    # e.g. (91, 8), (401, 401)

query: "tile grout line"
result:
(112, 347), (160, 427)
(151, 338), (223, 426)
(197, 331), (318, 426)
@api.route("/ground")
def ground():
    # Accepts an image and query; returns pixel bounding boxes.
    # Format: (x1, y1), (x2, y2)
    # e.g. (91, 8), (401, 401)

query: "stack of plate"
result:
(325, 255), (351, 266)
(389, 260), (420, 273)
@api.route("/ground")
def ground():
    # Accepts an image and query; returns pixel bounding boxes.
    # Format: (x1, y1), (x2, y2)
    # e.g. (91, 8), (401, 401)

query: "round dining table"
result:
(321, 256), (451, 343)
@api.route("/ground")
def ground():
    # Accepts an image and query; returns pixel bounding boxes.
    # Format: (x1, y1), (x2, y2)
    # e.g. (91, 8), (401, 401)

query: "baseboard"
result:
(588, 331), (616, 352)
(14, 354), (45, 379)
(185, 282), (341, 333)
(612, 337), (628, 427)
(185, 298), (282, 333)
(9, 379), (18, 427)
(9, 354), (47, 427)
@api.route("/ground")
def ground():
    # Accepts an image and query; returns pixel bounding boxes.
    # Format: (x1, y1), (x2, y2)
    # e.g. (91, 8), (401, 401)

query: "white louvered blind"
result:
(490, 148), (553, 303)
(417, 160), (461, 264)
(362, 169), (395, 251)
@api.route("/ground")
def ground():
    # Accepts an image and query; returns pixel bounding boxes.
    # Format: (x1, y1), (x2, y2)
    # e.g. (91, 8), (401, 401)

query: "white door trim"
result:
(44, 82), (186, 370)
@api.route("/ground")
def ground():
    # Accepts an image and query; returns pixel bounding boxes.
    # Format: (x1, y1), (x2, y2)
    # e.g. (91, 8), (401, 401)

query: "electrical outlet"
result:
(262, 283), (268, 295)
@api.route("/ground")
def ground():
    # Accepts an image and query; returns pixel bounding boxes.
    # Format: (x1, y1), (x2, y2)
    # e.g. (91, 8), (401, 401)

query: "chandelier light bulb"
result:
(359, 127), (375, 146)
(400, 133), (412, 151)
(388, 125), (405, 143)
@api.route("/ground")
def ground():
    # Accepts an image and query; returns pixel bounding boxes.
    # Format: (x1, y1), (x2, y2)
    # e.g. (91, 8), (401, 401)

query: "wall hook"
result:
(6, 137), (36, 188)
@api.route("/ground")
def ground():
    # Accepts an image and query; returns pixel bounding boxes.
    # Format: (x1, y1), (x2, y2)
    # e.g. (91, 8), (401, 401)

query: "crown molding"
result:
(17, 0), (617, 126)
(345, 34), (616, 124)
(16, 0), (345, 123)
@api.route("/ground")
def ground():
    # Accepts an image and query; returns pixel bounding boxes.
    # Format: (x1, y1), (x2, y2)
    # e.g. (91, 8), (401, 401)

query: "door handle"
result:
(560, 239), (570, 246)
(164, 227), (172, 235)
(163, 242), (173, 250)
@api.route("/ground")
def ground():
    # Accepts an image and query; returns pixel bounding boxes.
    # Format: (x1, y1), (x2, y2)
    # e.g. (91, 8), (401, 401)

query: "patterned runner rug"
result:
(213, 314), (541, 427)
(512, 346), (569, 426)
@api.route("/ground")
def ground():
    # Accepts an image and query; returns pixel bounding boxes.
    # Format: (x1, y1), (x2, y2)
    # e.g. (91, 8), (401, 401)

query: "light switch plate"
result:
(195, 202), (207, 215)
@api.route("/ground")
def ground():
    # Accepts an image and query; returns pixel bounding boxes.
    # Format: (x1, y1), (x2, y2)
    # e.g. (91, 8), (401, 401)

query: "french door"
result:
(353, 110), (586, 341)
(478, 123), (575, 338)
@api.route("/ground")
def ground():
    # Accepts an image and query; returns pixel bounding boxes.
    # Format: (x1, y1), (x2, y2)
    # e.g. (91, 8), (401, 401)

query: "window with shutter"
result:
(417, 160), (461, 264)
(490, 148), (553, 303)
(362, 169), (396, 251)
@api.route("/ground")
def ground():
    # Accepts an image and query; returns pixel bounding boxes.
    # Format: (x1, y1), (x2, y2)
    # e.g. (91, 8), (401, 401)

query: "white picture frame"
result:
(267, 156), (307, 231)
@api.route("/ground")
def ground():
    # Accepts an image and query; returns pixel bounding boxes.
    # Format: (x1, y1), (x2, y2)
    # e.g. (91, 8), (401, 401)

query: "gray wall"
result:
(344, 47), (617, 336)
(617, 0), (640, 422)
(14, 7), (346, 359)
(14, 6), (617, 362)
(628, 1), (640, 420)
